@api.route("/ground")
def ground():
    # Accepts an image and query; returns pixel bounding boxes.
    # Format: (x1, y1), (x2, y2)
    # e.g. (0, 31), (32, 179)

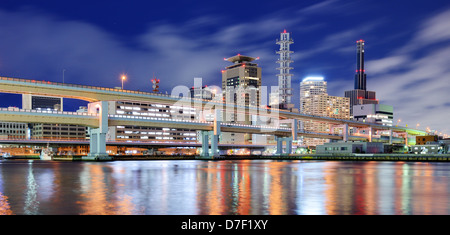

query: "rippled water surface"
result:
(1, 159), (450, 215)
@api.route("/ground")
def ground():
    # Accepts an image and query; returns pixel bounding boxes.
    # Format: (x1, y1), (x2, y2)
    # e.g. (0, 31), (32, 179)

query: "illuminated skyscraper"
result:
(222, 54), (261, 122)
(355, 39), (366, 90)
(300, 76), (350, 146)
(276, 30), (294, 110)
(221, 54), (261, 144)
(345, 40), (378, 115)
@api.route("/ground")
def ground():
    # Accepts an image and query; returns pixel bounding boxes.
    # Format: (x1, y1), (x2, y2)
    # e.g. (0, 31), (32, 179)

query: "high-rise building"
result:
(222, 54), (261, 144)
(222, 54), (261, 122)
(345, 40), (378, 115)
(276, 30), (294, 110)
(300, 76), (350, 146)
(300, 77), (327, 112)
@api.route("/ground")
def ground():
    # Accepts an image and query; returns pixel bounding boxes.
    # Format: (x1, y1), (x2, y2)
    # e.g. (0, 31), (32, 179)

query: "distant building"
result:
(353, 104), (394, 126)
(344, 40), (379, 115)
(416, 135), (439, 145)
(190, 86), (214, 100)
(22, 94), (63, 111)
(300, 76), (350, 147)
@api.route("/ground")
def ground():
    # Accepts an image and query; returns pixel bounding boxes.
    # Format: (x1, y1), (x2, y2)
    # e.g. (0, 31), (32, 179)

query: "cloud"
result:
(365, 55), (409, 75)
(366, 8), (450, 135)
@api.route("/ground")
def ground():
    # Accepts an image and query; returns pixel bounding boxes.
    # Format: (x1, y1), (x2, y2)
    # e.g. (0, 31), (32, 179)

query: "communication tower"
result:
(276, 29), (294, 109)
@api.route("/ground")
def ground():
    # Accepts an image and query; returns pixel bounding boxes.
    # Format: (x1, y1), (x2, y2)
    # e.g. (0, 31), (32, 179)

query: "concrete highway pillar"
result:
(201, 131), (209, 158)
(343, 123), (349, 142)
(292, 119), (298, 141)
(275, 136), (293, 155)
(368, 127), (373, 142)
(84, 101), (112, 161)
(276, 136), (283, 155)
(286, 137), (293, 154)
(389, 129), (393, 144)
(210, 133), (219, 157)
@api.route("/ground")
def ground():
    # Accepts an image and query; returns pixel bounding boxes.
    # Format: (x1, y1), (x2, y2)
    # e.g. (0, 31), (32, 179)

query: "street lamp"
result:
(121, 75), (126, 89)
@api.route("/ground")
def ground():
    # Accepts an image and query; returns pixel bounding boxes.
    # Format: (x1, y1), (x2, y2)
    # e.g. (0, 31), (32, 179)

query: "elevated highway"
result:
(0, 76), (427, 159)
(0, 76), (427, 136)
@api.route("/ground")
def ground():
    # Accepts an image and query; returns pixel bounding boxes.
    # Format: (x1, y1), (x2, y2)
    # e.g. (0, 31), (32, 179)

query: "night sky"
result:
(0, 0), (449, 135)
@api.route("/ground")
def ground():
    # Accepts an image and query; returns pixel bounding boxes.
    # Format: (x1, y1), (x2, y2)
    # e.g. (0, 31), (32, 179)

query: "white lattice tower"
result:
(276, 29), (294, 107)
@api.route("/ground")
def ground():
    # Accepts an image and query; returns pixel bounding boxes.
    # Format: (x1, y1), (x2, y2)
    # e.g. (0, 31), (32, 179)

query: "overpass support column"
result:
(198, 109), (221, 159)
(201, 131), (210, 158)
(389, 129), (393, 144)
(368, 127), (373, 142)
(275, 136), (293, 155)
(211, 108), (221, 158)
(276, 136), (283, 155)
(84, 101), (112, 161)
(343, 124), (349, 142)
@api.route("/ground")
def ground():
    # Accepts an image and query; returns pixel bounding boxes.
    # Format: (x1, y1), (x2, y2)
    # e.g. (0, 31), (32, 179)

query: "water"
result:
(1, 159), (450, 215)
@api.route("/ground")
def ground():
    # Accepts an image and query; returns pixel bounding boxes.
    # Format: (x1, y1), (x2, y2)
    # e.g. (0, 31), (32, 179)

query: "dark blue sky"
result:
(0, 0), (449, 135)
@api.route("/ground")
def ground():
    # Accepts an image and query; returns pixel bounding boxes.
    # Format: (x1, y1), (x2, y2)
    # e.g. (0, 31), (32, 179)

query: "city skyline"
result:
(0, 0), (449, 135)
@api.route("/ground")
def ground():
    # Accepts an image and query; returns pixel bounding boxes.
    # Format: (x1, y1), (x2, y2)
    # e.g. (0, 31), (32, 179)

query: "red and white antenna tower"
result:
(151, 73), (160, 93)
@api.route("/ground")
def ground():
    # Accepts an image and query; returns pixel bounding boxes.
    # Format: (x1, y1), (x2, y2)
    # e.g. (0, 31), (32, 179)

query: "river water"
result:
(0, 159), (449, 215)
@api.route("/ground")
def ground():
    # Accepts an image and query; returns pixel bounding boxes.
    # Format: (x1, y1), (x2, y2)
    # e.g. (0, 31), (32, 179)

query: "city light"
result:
(121, 74), (127, 90)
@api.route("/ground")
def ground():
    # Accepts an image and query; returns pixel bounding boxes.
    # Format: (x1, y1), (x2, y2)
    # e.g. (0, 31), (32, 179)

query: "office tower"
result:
(299, 77), (327, 112)
(345, 40), (378, 115)
(276, 30), (294, 110)
(222, 54), (261, 144)
(300, 77), (350, 146)
(22, 94), (86, 140)
(222, 54), (261, 122)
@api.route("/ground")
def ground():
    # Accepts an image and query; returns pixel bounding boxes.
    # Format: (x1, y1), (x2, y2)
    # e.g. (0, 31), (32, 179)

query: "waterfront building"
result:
(353, 104), (394, 126)
(344, 40), (379, 115)
(300, 76), (350, 147)
(102, 101), (198, 143)
(316, 141), (384, 154)
(276, 29), (294, 110)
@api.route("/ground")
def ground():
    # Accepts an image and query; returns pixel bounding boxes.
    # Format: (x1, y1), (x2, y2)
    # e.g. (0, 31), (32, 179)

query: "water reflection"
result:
(1, 159), (450, 214)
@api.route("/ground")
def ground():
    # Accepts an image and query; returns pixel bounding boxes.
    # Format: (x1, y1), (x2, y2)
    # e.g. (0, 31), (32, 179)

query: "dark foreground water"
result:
(1, 159), (450, 215)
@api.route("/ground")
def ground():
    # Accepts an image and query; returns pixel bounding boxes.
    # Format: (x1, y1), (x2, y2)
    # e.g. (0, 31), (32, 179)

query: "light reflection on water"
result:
(1, 159), (450, 215)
